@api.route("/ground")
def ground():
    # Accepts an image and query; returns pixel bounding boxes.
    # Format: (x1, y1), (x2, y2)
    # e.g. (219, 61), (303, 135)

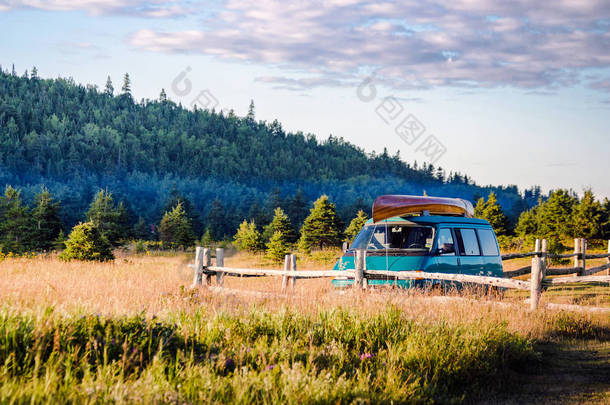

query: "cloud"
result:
(0, 0), (189, 18)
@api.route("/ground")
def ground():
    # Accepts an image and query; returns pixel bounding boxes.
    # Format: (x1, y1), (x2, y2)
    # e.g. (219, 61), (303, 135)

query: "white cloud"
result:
(0, 0), (189, 17)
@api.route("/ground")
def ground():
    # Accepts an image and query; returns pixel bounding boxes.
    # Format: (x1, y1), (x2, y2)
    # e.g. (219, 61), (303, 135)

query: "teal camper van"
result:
(332, 195), (503, 288)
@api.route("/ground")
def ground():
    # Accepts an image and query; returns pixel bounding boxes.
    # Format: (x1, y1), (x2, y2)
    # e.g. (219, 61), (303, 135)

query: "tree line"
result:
(0, 66), (540, 237)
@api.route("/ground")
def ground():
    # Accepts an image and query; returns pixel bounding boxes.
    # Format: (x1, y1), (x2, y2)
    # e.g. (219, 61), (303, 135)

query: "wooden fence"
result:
(191, 239), (610, 310)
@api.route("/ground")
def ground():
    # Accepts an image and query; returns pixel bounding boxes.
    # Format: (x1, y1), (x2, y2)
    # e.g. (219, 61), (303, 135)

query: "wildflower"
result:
(360, 352), (373, 361)
(266, 364), (276, 371)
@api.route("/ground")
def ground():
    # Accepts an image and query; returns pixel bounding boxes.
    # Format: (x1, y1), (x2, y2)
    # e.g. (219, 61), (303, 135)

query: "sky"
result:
(1, 0), (609, 198)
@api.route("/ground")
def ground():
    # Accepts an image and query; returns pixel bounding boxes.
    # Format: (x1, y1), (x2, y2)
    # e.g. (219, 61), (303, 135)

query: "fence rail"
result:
(191, 238), (610, 309)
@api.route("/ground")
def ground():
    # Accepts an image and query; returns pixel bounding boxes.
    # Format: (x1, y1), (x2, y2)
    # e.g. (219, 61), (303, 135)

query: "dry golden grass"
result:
(1, 250), (608, 343)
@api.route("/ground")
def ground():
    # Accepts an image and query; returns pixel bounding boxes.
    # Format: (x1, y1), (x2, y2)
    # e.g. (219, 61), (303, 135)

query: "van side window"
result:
(477, 229), (500, 256)
(455, 228), (480, 256)
(437, 228), (455, 256)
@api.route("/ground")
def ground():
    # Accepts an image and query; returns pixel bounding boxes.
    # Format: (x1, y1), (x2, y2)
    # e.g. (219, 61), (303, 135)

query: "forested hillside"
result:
(0, 68), (539, 238)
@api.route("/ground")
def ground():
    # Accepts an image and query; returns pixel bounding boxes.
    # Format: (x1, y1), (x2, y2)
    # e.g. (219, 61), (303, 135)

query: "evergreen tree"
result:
(298, 195), (344, 252)
(285, 188), (309, 228)
(206, 198), (227, 240)
(601, 198), (610, 239)
(121, 73), (131, 95)
(104, 76), (114, 96)
(133, 216), (153, 240)
(515, 207), (539, 237)
(572, 189), (602, 239)
(31, 187), (62, 251)
(263, 207), (296, 243)
(344, 210), (368, 243)
(86, 189), (125, 246)
(162, 191), (204, 236)
(31, 66), (38, 79)
(0, 186), (32, 253)
(265, 231), (290, 263)
(59, 221), (114, 262)
(200, 228), (213, 246)
(159, 202), (196, 248)
(246, 99), (255, 122)
(160, 88), (167, 102)
(234, 220), (263, 252)
(474, 192), (510, 235)
(537, 189), (577, 238)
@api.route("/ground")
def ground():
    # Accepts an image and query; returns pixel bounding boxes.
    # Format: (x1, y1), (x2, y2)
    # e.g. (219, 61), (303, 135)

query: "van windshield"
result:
(350, 223), (435, 251)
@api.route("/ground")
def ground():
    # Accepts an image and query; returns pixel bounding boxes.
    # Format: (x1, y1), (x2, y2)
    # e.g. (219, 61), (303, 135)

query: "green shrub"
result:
(58, 222), (114, 262)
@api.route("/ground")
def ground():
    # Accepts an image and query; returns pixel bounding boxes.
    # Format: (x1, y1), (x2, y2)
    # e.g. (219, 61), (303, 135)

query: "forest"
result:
(0, 66), (595, 251)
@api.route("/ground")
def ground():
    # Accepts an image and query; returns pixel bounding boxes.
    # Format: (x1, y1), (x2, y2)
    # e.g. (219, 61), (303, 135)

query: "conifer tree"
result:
(344, 210), (368, 243)
(160, 88), (167, 102)
(104, 76), (114, 96)
(265, 231), (290, 263)
(86, 189), (124, 246)
(206, 198), (227, 240)
(572, 189), (602, 238)
(537, 189), (577, 238)
(159, 202), (196, 248)
(59, 221), (114, 262)
(298, 195), (343, 252)
(121, 73), (131, 95)
(31, 187), (62, 251)
(0, 186), (32, 253)
(474, 192), (509, 235)
(234, 220), (263, 252)
(263, 207), (296, 243)
(515, 207), (539, 237)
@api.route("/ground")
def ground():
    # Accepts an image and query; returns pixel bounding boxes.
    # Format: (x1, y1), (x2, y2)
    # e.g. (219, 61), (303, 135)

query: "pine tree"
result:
(601, 198), (610, 239)
(86, 189), (124, 246)
(206, 198), (227, 240)
(572, 189), (602, 238)
(159, 202), (195, 248)
(121, 73), (131, 95)
(298, 195), (344, 252)
(474, 192), (509, 235)
(344, 210), (368, 243)
(234, 220), (263, 252)
(160, 88), (167, 102)
(285, 188), (309, 228)
(537, 189), (577, 238)
(31, 187), (62, 251)
(59, 221), (114, 262)
(31, 66), (38, 80)
(162, 191), (204, 236)
(515, 207), (539, 237)
(263, 207), (296, 243)
(0, 186), (33, 253)
(104, 76), (114, 96)
(265, 231), (290, 263)
(246, 99), (255, 122)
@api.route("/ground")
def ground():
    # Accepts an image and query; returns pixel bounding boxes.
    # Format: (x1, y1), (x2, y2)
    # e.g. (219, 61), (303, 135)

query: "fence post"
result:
(607, 240), (610, 277)
(192, 246), (204, 287)
(281, 255), (290, 293)
(530, 239), (542, 310)
(541, 239), (547, 281)
(215, 248), (225, 286)
(290, 254), (297, 292)
(355, 249), (365, 290)
(580, 239), (587, 276)
(203, 248), (211, 285)
(573, 238), (581, 277)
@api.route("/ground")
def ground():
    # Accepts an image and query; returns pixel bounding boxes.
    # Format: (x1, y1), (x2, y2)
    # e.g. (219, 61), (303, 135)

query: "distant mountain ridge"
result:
(0, 69), (539, 236)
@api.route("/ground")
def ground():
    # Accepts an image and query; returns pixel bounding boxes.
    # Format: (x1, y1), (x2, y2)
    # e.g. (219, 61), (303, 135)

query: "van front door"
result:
(434, 227), (459, 274)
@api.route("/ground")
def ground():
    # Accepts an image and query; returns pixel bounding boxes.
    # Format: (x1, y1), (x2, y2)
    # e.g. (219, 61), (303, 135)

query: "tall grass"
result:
(0, 307), (536, 404)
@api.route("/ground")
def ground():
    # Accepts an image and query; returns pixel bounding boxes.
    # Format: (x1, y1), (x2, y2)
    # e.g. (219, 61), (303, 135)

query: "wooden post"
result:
(607, 240), (610, 277)
(203, 248), (211, 285)
(580, 239), (587, 276)
(530, 240), (542, 310)
(215, 248), (225, 286)
(290, 254), (297, 292)
(281, 255), (290, 293)
(355, 249), (365, 290)
(573, 238), (580, 269)
(192, 246), (204, 287)
(541, 239), (548, 281)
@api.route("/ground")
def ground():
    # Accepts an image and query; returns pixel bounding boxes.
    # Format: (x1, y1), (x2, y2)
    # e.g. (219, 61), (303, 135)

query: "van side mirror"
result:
(437, 243), (455, 255)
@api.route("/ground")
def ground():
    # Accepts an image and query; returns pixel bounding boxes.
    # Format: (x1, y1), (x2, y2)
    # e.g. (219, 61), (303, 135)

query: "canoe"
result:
(372, 195), (474, 222)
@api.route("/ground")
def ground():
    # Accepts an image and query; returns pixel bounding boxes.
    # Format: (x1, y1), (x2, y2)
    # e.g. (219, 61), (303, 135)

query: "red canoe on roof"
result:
(372, 195), (474, 222)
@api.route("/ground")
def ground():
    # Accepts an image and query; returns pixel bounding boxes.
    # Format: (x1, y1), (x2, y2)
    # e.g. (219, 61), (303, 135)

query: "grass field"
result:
(0, 251), (609, 403)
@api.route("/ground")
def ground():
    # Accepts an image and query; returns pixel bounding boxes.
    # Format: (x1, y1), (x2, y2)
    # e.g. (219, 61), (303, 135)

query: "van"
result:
(332, 196), (503, 288)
